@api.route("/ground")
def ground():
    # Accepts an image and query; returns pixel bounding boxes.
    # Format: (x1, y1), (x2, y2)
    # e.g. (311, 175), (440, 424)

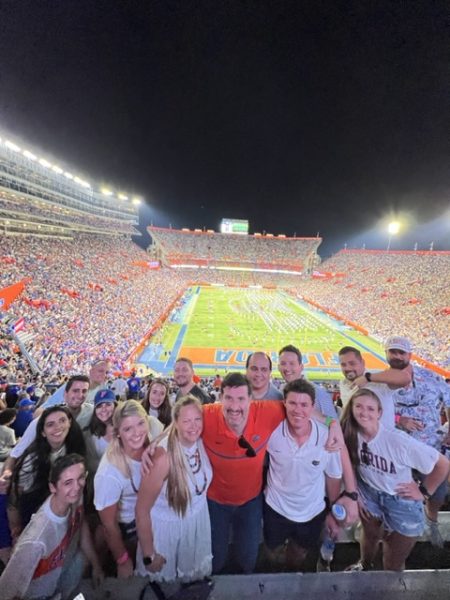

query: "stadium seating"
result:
(1, 234), (186, 374)
(148, 226), (321, 272)
(299, 250), (450, 369)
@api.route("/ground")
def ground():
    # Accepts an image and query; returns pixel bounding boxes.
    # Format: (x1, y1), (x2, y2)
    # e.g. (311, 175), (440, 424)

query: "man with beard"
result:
(338, 346), (411, 429)
(386, 335), (450, 547)
(173, 357), (212, 404)
(203, 372), (354, 575)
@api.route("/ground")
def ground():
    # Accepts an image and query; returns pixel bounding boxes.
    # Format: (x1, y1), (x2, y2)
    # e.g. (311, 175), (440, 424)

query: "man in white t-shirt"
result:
(110, 374), (128, 401)
(338, 346), (411, 429)
(263, 378), (344, 570)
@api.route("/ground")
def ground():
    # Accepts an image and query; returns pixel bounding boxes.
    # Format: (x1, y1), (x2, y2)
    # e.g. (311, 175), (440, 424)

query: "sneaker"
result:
(316, 556), (331, 573)
(345, 560), (373, 572)
(425, 515), (444, 549)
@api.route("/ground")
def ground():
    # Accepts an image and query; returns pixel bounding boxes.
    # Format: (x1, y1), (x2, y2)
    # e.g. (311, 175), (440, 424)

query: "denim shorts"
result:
(358, 478), (424, 537)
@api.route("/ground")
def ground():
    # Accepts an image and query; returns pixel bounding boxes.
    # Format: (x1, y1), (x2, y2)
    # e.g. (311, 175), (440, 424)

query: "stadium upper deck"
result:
(148, 226), (321, 274)
(0, 132), (139, 238)
(300, 249), (450, 369)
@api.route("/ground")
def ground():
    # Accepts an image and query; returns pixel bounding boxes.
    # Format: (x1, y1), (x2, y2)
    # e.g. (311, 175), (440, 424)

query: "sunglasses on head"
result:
(238, 435), (257, 457)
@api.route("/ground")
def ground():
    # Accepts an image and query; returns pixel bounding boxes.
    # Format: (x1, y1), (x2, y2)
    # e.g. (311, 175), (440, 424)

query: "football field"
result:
(137, 286), (387, 380)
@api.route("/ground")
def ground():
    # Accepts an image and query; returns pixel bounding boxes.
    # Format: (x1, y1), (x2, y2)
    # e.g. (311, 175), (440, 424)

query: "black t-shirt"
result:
(176, 384), (214, 404)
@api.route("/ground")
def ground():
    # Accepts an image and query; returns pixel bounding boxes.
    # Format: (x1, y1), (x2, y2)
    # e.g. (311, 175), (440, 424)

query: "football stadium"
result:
(1, 132), (449, 599)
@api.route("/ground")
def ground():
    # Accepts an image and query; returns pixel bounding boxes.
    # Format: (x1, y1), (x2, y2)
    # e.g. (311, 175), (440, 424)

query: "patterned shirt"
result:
(392, 365), (450, 450)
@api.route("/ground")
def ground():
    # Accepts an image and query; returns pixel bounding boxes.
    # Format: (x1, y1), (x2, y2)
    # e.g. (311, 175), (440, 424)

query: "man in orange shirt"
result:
(203, 372), (349, 573)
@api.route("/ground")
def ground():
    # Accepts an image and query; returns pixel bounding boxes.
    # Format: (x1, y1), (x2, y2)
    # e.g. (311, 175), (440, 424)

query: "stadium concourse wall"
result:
(301, 296), (450, 379)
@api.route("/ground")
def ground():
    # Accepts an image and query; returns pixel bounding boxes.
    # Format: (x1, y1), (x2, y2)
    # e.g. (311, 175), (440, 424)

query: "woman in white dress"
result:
(136, 394), (212, 582)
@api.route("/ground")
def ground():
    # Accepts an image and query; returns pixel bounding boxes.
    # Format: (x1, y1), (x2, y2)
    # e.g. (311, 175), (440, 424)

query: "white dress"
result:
(136, 438), (213, 582)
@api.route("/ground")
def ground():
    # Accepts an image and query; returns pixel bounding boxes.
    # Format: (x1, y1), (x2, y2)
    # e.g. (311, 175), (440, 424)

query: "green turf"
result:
(158, 287), (386, 380)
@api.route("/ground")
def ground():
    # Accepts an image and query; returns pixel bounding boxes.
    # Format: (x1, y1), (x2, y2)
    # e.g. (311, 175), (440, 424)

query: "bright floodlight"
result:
(39, 158), (52, 168)
(388, 221), (400, 235)
(132, 197), (141, 205)
(118, 194), (128, 200)
(101, 187), (113, 196)
(5, 140), (21, 152)
(23, 150), (37, 161)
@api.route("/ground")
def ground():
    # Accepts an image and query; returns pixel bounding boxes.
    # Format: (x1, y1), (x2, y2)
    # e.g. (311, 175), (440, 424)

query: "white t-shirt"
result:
(340, 380), (395, 430)
(357, 424), (439, 495)
(111, 378), (128, 394)
(0, 496), (82, 600)
(265, 419), (342, 522)
(0, 425), (16, 458)
(94, 453), (141, 523)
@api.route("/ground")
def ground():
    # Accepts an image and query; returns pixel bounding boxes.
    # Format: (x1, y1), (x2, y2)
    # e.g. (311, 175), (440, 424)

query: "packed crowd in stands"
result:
(149, 226), (320, 267)
(0, 195), (137, 235)
(298, 250), (450, 369)
(1, 235), (187, 375)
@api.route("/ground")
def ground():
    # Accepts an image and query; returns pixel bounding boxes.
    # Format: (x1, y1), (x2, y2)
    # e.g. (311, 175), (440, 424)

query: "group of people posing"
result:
(0, 335), (449, 599)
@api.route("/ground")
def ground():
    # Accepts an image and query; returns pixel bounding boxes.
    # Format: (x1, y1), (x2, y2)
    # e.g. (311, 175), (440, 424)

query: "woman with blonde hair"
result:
(94, 400), (163, 578)
(136, 395), (212, 582)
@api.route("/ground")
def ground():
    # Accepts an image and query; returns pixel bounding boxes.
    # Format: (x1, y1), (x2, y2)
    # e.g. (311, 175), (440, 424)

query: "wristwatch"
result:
(143, 555), (154, 566)
(418, 483), (431, 500)
(364, 372), (372, 382)
(340, 490), (359, 501)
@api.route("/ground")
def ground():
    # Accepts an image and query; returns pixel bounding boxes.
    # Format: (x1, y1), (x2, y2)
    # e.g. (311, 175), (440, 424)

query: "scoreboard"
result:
(220, 218), (249, 235)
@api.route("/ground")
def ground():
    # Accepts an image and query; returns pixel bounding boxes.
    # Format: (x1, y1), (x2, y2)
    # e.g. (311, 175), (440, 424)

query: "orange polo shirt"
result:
(203, 401), (285, 505)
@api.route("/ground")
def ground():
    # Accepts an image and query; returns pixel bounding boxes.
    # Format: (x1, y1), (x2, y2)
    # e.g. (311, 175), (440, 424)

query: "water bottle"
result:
(320, 536), (335, 562)
(331, 503), (347, 522)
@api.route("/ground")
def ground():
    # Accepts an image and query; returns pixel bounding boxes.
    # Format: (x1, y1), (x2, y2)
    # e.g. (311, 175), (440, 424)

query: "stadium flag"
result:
(0, 279), (28, 309)
(11, 316), (25, 333)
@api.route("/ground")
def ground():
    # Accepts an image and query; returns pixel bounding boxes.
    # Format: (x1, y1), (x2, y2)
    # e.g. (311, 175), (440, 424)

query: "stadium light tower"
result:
(387, 221), (400, 250)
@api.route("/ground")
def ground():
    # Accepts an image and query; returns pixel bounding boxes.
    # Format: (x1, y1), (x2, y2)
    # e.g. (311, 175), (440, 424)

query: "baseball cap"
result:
(384, 336), (412, 353)
(94, 388), (116, 406)
(18, 398), (35, 408)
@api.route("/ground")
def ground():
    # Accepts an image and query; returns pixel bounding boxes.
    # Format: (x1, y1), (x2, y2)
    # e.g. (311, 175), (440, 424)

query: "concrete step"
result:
(78, 569), (450, 600)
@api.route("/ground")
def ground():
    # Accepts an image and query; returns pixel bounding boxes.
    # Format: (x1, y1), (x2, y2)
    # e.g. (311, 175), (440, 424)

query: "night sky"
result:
(1, 1), (449, 257)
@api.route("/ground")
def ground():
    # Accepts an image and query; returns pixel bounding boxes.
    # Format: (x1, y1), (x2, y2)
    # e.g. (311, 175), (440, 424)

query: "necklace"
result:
(184, 445), (208, 496)
(185, 447), (201, 474)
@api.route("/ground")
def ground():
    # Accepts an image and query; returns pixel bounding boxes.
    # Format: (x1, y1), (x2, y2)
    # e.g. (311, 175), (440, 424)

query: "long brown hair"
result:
(142, 378), (172, 427)
(341, 388), (382, 468)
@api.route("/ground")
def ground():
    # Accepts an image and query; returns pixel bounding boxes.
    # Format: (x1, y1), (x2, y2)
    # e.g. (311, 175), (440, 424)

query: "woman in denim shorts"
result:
(341, 389), (449, 571)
